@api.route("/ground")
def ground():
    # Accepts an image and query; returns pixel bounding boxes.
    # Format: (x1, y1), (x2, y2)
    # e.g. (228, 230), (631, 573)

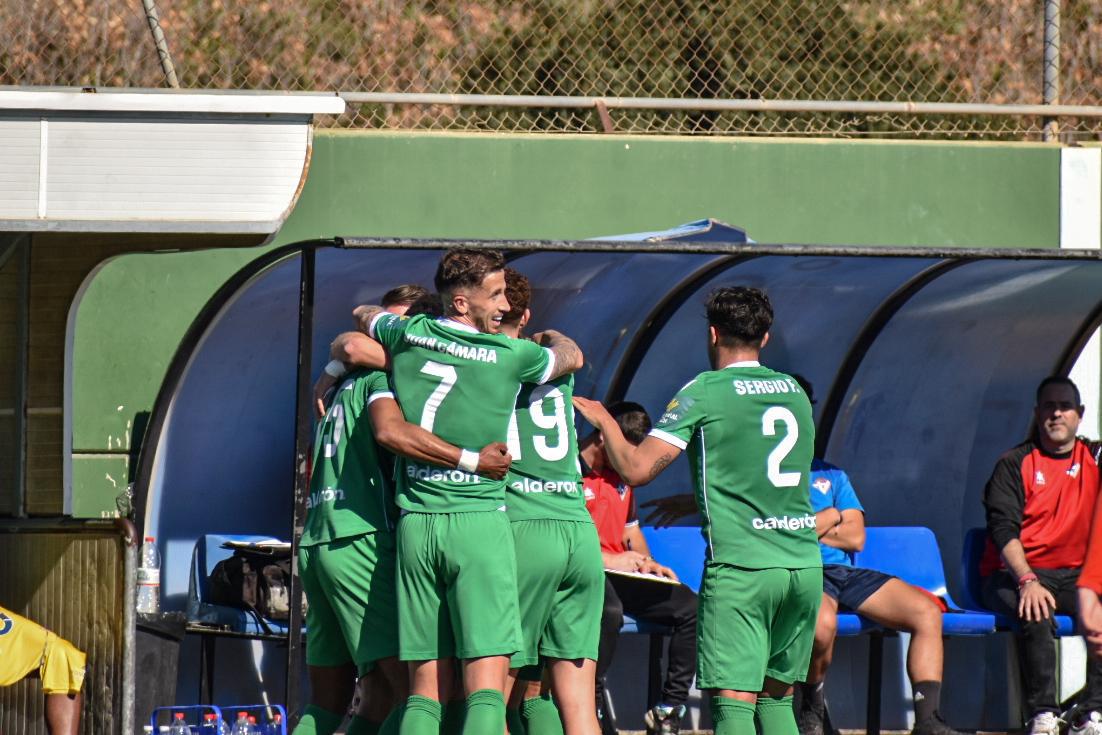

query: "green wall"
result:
(68, 131), (1063, 516)
(280, 132), (1059, 246)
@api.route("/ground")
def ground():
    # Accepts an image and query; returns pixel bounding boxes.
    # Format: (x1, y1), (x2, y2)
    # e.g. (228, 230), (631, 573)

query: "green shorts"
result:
(397, 510), (522, 660)
(510, 518), (604, 669)
(697, 563), (822, 691)
(299, 532), (398, 676)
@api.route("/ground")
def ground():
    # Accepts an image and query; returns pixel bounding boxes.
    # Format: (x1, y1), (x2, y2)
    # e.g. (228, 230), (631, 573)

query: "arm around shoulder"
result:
(532, 329), (584, 380)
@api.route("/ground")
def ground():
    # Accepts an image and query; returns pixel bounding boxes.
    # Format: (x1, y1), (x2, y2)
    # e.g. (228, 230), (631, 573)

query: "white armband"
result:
(457, 449), (480, 474)
(324, 360), (348, 379)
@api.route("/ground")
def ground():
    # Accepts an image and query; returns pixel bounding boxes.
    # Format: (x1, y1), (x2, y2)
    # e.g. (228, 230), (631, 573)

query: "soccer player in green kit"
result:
(573, 286), (822, 735)
(351, 249), (585, 735)
(298, 289), (512, 735)
(498, 268), (604, 735)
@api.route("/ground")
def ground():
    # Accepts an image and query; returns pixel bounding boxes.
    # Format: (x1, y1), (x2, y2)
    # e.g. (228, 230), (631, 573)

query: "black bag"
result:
(208, 546), (298, 633)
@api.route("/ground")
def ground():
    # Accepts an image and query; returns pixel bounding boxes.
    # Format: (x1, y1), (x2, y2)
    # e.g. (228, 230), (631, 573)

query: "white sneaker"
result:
(1029, 712), (1064, 735)
(1071, 711), (1102, 735)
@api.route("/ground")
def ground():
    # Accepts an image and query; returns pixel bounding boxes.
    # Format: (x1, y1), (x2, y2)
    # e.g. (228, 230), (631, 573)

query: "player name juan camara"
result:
(403, 333), (498, 364)
(732, 377), (801, 396)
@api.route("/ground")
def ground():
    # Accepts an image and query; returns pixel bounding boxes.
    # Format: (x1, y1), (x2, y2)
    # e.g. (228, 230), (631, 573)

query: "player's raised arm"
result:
(331, 331), (389, 370)
(369, 396), (512, 480)
(530, 329), (584, 380)
(573, 396), (681, 486)
(354, 304), (385, 334)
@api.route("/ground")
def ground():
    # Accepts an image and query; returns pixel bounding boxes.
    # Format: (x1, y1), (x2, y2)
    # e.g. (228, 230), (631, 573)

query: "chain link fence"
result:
(1, 0), (1100, 138)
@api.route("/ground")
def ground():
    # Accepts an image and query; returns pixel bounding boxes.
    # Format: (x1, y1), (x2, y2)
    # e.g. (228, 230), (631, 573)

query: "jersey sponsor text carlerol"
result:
(751, 514), (816, 531)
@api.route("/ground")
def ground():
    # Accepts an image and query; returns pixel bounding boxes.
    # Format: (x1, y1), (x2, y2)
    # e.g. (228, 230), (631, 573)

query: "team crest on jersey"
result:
(660, 395), (693, 425)
(616, 483), (629, 498)
(813, 477), (832, 494)
(1068, 463), (1081, 478)
(0, 612), (13, 636)
(1035, 470), (1046, 486)
(584, 487), (595, 501)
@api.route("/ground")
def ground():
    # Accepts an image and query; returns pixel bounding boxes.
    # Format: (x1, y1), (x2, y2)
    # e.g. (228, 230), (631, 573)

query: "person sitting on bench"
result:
(982, 376), (1102, 735)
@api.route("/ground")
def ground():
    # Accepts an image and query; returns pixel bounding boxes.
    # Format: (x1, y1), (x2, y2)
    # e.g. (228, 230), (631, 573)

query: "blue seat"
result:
(187, 533), (296, 636)
(856, 527), (996, 636)
(640, 525), (705, 593)
(961, 527), (1076, 635)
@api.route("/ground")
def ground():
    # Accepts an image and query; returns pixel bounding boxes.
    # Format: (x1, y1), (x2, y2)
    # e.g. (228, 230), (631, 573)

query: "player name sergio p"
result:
(404, 333), (499, 364)
(732, 377), (801, 396)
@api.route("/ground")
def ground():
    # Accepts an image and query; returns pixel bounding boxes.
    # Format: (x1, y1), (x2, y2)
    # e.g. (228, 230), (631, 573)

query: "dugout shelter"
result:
(131, 226), (1102, 728)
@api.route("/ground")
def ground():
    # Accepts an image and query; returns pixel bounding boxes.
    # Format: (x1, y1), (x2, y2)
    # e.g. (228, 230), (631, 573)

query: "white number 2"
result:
(762, 406), (800, 488)
(419, 361), (458, 431)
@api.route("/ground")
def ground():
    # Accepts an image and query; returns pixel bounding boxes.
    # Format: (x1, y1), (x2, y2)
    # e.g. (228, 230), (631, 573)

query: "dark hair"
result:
(1036, 375), (1081, 406)
(434, 248), (506, 296)
(608, 401), (652, 445)
(405, 292), (444, 318)
(502, 268), (531, 325)
(705, 286), (773, 348)
(381, 284), (430, 308)
(790, 373), (815, 404)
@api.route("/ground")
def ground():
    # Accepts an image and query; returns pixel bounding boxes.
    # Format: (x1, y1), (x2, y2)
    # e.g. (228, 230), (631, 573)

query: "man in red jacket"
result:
(982, 376), (1102, 735)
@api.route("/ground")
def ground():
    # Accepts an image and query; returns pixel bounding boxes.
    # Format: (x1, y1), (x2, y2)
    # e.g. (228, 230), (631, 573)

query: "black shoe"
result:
(912, 711), (967, 735)
(644, 704), (685, 735)
(796, 700), (826, 735)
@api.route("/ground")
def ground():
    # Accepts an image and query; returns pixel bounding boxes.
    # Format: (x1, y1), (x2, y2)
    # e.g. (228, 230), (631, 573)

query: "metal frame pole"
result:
(286, 247), (315, 723)
(1043, 0), (1061, 141)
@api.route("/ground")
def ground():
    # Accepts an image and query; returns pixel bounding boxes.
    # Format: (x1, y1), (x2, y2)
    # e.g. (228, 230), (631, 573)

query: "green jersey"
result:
(301, 369), (398, 546)
(651, 361), (820, 569)
(505, 374), (589, 523)
(371, 313), (555, 512)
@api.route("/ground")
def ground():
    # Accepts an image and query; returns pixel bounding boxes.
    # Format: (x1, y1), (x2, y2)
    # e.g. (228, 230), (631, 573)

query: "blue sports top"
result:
(807, 458), (864, 566)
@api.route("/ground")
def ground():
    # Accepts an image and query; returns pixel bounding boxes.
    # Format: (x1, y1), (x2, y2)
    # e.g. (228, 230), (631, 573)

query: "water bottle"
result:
(136, 536), (161, 614)
(265, 713), (283, 735)
(169, 712), (193, 735)
(247, 716), (259, 734)
(199, 714), (218, 735)
(231, 712), (251, 735)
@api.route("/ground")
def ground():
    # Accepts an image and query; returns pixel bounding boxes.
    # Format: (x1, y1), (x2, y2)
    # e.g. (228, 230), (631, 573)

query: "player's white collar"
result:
(722, 360), (760, 368)
(436, 317), (480, 334)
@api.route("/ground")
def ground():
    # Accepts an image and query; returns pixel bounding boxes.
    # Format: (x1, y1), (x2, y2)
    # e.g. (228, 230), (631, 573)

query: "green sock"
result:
(755, 695), (798, 735)
(292, 705), (345, 735)
(506, 707), (526, 735)
(463, 689), (506, 735)
(711, 697), (756, 735)
(378, 705), (405, 735)
(442, 700), (466, 735)
(346, 715), (383, 735)
(399, 696), (442, 735)
(521, 694), (562, 735)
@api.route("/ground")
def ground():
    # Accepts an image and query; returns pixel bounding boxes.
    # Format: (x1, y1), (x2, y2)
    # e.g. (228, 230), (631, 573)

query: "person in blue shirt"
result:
(791, 376), (961, 735)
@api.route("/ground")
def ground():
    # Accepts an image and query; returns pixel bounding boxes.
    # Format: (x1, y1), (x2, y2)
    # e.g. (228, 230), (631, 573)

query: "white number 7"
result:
(420, 361), (458, 431)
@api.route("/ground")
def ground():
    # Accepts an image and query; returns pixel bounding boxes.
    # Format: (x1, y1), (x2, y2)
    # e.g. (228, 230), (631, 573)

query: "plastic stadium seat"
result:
(961, 527), (1076, 636)
(187, 533), (297, 636)
(640, 526), (706, 593)
(856, 527), (996, 636)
